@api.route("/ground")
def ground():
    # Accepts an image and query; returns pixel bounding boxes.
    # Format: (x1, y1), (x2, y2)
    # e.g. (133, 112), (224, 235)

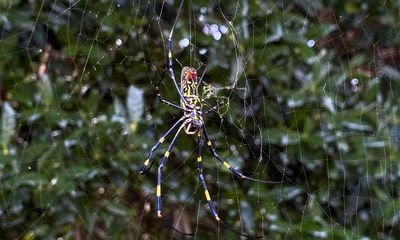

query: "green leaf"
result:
(104, 201), (129, 217)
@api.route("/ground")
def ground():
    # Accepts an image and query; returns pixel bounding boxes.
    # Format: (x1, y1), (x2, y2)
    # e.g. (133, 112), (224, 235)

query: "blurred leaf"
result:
(104, 201), (129, 217)
(1, 101), (16, 155)
(126, 85), (144, 132)
(37, 74), (53, 110)
(266, 23), (283, 43)
(379, 66), (400, 81)
(0, 0), (21, 8)
(260, 128), (301, 145)
(5, 172), (44, 188)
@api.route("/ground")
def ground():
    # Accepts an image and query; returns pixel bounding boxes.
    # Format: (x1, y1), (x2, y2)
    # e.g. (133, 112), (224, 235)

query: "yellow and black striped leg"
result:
(156, 70), (186, 111)
(139, 117), (185, 175)
(196, 64), (208, 87)
(197, 136), (261, 239)
(166, 0), (188, 106)
(202, 126), (280, 184)
(196, 137), (221, 222)
(155, 124), (184, 218)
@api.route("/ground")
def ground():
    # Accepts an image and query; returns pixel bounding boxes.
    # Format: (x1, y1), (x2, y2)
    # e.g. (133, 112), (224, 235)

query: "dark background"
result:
(0, 0), (399, 239)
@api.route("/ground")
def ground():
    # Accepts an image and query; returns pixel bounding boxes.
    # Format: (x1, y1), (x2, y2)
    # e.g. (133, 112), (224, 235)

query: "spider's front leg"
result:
(139, 117), (185, 175)
(164, 0), (188, 107)
(155, 70), (186, 111)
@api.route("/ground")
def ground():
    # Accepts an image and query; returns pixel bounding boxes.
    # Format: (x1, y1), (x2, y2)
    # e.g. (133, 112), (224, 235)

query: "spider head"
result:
(181, 67), (197, 83)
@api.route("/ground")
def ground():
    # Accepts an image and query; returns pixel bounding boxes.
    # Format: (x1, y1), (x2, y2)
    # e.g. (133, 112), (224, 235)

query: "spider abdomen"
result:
(180, 67), (201, 109)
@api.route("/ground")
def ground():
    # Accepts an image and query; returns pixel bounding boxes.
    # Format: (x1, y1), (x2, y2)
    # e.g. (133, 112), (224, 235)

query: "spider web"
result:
(0, 0), (399, 239)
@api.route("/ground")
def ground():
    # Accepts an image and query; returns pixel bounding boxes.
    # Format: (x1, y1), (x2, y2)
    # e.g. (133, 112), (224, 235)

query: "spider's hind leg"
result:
(196, 137), (221, 222)
(202, 125), (281, 184)
(196, 136), (263, 239)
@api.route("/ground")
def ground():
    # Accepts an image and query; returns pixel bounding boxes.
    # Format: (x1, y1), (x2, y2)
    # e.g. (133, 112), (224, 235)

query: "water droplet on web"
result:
(178, 38), (189, 48)
(198, 14), (204, 22)
(91, 118), (98, 124)
(199, 48), (207, 55)
(213, 31), (222, 40)
(351, 78), (359, 85)
(210, 24), (222, 40)
(220, 25), (228, 34)
(115, 38), (122, 46)
(307, 39), (315, 48)
(210, 24), (219, 33)
(203, 24), (210, 35)
(50, 178), (58, 186)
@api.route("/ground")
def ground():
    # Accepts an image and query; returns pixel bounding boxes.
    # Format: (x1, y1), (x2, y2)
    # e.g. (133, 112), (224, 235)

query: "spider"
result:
(139, 0), (278, 238)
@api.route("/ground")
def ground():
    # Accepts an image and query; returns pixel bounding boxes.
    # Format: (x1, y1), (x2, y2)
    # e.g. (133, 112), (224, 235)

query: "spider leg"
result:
(202, 125), (281, 184)
(155, 123), (185, 218)
(139, 117), (185, 175)
(166, 0), (189, 106)
(196, 137), (220, 221)
(196, 136), (262, 239)
(156, 70), (186, 111)
(197, 64), (208, 87)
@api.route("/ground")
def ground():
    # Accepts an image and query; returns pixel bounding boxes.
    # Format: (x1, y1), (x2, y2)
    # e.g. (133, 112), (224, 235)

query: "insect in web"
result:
(138, 0), (279, 238)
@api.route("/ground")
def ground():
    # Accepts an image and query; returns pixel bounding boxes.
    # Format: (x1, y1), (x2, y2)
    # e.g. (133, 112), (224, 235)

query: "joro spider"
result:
(139, 0), (278, 238)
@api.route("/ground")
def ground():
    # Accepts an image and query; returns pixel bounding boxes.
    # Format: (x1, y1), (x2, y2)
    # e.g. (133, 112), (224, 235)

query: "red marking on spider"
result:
(185, 68), (197, 81)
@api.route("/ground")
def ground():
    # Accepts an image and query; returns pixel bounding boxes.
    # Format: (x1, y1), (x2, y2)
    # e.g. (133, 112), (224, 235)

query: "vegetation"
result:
(1, 0), (399, 239)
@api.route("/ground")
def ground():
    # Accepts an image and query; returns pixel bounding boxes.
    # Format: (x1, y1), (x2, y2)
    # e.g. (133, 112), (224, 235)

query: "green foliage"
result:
(0, 0), (399, 239)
